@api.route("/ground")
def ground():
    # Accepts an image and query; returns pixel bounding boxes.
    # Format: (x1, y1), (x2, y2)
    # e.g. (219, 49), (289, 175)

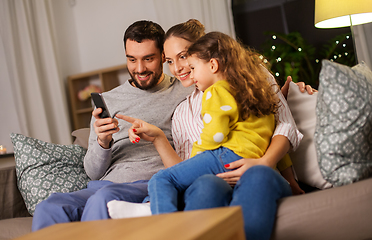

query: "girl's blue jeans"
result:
(148, 147), (242, 214)
(183, 166), (292, 240)
(148, 146), (292, 240)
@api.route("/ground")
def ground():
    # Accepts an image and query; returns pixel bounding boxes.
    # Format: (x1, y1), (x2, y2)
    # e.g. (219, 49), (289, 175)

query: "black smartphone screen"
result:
(91, 92), (111, 118)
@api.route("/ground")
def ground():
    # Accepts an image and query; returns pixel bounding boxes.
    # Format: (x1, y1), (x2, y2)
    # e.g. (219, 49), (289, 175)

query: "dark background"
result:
(231, 0), (355, 87)
(232, 0), (352, 52)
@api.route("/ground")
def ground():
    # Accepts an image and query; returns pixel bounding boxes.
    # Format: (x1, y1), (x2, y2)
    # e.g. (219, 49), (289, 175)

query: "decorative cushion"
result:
(287, 81), (332, 189)
(10, 133), (90, 215)
(314, 60), (372, 186)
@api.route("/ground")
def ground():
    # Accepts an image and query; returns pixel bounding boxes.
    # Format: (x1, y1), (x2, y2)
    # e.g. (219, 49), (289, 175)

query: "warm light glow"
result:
(315, 0), (372, 28)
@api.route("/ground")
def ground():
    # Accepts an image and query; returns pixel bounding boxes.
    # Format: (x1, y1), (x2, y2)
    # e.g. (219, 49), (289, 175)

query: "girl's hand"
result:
(216, 158), (269, 186)
(115, 114), (163, 143)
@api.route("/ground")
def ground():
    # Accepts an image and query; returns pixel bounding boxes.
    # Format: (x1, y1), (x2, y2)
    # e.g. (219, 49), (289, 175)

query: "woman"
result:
(110, 19), (311, 240)
(164, 19), (303, 192)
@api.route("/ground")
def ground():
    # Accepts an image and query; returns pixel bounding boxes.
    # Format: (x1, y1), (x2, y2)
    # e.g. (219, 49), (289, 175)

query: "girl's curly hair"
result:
(187, 31), (278, 119)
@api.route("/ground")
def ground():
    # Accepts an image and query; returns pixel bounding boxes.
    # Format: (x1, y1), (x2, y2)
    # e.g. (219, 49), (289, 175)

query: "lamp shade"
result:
(315, 0), (372, 28)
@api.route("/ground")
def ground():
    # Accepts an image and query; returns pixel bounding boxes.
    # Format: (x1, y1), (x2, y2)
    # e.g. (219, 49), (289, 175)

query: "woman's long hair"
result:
(187, 31), (278, 119)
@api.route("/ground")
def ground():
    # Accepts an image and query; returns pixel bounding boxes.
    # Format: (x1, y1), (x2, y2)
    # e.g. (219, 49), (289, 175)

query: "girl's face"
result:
(187, 54), (217, 92)
(164, 36), (194, 88)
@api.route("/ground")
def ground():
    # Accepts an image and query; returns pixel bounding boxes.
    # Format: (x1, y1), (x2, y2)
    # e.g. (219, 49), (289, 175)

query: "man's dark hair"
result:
(123, 20), (165, 52)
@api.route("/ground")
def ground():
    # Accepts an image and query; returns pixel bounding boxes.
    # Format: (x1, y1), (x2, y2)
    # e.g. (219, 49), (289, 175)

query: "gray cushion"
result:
(10, 133), (90, 215)
(314, 60), (372, 186)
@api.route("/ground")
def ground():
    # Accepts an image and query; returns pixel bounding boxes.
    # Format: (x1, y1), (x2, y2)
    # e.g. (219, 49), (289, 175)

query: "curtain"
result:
(354, 22), (372, 69)
(0, 0), (72, 150)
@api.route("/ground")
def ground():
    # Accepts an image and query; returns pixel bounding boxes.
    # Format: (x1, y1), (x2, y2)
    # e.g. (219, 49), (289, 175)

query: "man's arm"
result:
(84, 108), (119, 180)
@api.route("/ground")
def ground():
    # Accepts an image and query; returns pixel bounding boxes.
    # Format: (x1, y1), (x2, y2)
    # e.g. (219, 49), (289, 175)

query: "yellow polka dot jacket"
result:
(190, 80), (276, 159)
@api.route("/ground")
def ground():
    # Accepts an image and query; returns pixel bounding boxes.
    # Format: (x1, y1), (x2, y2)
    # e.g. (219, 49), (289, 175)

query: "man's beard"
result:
(129, 67), (163, 90)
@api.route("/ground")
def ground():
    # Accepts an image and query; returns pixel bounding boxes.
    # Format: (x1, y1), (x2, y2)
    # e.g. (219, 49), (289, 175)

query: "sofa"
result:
(1, 60), (372, 240)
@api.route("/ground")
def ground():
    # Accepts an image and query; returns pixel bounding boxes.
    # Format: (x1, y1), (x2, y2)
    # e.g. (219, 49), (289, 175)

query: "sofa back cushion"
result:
(287, 81), (332, 189)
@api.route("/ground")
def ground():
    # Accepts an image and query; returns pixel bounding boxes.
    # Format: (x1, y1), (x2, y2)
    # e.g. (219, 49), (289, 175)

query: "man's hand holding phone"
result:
(91, 93), (119, 149)
(92, 108), (119, 149)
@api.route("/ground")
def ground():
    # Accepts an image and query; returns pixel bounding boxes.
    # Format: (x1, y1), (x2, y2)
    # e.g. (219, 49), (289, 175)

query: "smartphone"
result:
(91, 92), (111, 118)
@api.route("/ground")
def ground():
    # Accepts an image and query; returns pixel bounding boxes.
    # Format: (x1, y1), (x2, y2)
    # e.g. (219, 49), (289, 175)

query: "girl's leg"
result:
(230, 165), (292, 240)
(183, 174), (233, 211)
(148, 147), (240, 214)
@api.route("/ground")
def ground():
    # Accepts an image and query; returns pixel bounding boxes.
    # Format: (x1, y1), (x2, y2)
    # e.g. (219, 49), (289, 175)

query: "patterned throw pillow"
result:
(10, 133), (90, 215)
(314, 60), (372, 186)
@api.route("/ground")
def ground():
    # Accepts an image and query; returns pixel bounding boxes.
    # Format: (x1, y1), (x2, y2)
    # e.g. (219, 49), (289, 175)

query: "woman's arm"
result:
(281, 76), (317, 99)
(116, 114), (182, 168)
(216, 135), (289, 185)
(151, 132), (183, 168)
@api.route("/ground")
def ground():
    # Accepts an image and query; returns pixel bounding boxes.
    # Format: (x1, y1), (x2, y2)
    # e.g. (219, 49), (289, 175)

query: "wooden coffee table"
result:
(15, 206), (245, 240)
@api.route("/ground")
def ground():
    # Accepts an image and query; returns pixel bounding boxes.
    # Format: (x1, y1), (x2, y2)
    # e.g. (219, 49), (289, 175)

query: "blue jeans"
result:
(32, 180), (148, 231)
(184, 165), (292, 240)
(148, 147), (241, 214)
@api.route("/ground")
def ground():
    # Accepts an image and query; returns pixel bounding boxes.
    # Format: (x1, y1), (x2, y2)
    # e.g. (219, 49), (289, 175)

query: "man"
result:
(32, 20), (193, 231)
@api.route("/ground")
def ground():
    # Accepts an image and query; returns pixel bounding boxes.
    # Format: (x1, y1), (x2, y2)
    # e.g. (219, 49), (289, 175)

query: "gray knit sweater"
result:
(84, 74), (193, 183)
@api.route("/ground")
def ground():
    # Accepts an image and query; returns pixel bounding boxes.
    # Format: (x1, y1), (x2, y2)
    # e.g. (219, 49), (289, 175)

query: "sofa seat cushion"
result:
(0, 217), (33, 240)
(271, 177), (372, 240)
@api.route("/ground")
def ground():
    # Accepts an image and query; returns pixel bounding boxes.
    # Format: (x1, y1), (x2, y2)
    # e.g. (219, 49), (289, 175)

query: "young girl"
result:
(147, 31), (283, 214)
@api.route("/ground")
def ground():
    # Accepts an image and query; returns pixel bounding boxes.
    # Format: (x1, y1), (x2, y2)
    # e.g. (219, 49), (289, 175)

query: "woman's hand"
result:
(216, 158), (270, 186)
(115, 114), (164, 143)
(116, 114), (183, 168)
(281, 76), (318, 99)
(92, 108), (119, 149)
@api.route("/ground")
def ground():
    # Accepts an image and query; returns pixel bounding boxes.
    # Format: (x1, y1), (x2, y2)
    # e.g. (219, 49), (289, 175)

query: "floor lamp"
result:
(314, 0), (372, 64)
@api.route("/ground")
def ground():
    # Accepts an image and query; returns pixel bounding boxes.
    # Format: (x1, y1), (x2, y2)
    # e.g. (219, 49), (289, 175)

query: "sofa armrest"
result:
(0, 156), (31, 220)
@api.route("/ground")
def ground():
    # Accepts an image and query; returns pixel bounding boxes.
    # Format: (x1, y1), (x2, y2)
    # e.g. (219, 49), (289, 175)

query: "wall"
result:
(71, 0), (159, 72)
(51, 0), (234, 78)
